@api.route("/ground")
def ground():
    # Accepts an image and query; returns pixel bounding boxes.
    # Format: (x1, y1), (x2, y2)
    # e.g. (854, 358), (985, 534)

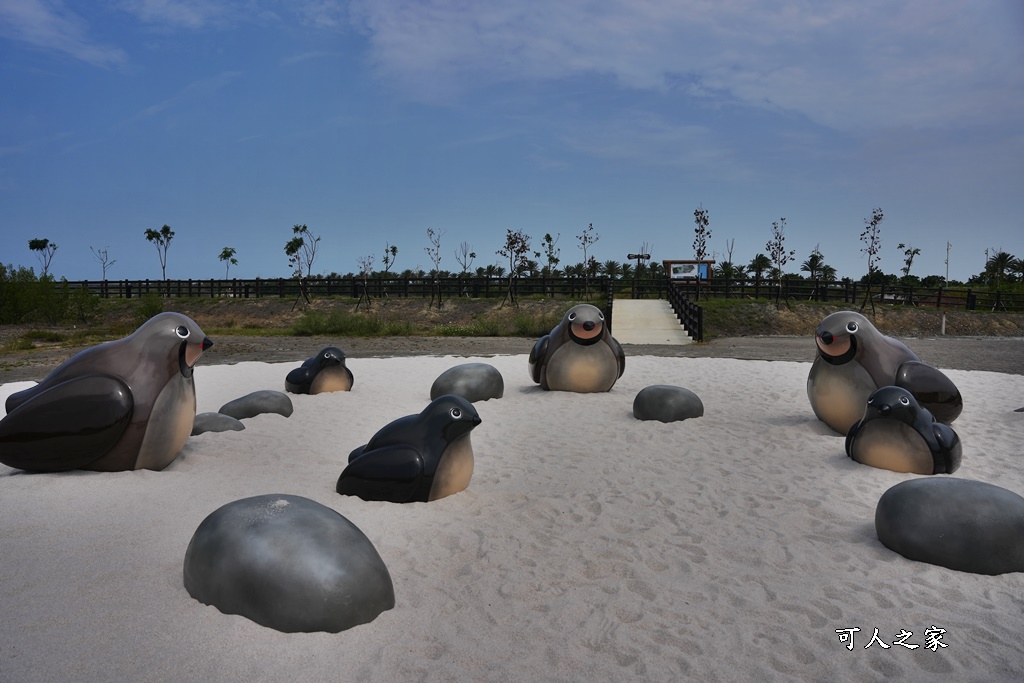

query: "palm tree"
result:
(986, 251), (1016, 290)
(820, 264), (837, 282)
(748, 253), (772, 281)
(800, 247), (826, 280)
(602, 260), (622, 279)
(1010, 256), (1024, 281)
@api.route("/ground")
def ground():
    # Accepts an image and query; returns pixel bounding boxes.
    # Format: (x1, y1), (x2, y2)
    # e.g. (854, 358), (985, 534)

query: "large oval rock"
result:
(191, 412), (245, 436)
(183, 494), (395, 632)
(633, 385), (704, 423)
(875, 478), (1024, 575)
(430, 363), (504, 402)
(219, 390), (293, 420)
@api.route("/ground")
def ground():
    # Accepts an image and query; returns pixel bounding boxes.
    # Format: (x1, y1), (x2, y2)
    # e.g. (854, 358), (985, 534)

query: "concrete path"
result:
(610, 299), (692, 345)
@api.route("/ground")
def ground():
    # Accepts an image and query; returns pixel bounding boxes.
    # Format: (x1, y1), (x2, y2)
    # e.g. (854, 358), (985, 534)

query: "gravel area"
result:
(2, 334), (1021, 384)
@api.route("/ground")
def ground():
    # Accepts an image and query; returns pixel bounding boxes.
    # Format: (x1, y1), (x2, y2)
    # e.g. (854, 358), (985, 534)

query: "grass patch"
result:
(205, 326), (296, 337)
(22, 330), (67, 343)
(2, 336), (36, 352)
(292, 310), (414, 337)
(438, 309), (564, 337)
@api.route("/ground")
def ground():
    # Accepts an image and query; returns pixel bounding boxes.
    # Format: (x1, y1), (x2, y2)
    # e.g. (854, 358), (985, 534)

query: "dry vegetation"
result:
(2, 295), (1022, 363)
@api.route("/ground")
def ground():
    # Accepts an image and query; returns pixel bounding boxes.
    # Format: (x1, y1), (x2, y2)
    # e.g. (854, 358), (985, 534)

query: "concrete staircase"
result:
(610, 299), (692, 345)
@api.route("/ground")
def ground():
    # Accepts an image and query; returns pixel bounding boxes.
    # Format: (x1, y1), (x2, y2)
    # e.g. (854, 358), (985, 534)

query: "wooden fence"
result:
(62, 276), (1024, 312)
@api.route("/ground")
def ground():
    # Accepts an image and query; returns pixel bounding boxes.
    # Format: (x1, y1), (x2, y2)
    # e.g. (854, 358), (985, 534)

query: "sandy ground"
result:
(1, 347), (1023, 682)
(3, 334), (1023, 384)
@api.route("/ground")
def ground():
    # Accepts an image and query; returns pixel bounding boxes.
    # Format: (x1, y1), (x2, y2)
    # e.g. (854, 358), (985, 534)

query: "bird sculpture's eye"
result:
(568, 312), (577, 321)
(450, 408), (462, 419)
(846, 322), (858, 333)
(175, 325), (190, 339)
(899, 396), (910, 406)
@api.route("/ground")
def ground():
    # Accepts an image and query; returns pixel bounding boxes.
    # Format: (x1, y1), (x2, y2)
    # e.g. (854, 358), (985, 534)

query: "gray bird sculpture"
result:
(0, 312), (212, 472)
(529, 303), (625, 392)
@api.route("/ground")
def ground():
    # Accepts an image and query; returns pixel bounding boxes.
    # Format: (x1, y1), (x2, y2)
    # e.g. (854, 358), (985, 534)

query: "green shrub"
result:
(23, 329), (66, 342)
(68, 285), (101, 323)
(2, 336), (35, 352)
(35, 276), (71, 325)
(136, 293), (165, 325)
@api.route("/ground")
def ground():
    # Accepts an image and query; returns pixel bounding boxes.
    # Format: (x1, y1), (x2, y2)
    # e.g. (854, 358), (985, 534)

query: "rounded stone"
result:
(875, 478), (1024, 575)
(430, 363), (504, 402)
(633, 385), (704, 423)
(183, 494), (395, 632)
(218, 390), (294, 420)
(191, 412), (245, 436)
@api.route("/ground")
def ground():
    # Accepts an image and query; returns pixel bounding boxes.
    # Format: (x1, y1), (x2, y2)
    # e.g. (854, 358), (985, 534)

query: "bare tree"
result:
(859, 208), (884, 314)
(454, 242), (476, 275)
(424, 227), (445, 309)
(356, 254), (374, 310)
(285, 224), (320, 306)
(897, 242), (920, 283)
(381, 242), (398, 276)
(541, 233), (561, 275)
(144, 225), (174, 294)
(91, 246), (116, 279)
(28, 238), (58, 277)
(576, 222), (599, 299)
(219, 247), (238, 278)
(496, 229), (532, 307)
(765, 217), (795, 307)
(693, 205), (711, 300)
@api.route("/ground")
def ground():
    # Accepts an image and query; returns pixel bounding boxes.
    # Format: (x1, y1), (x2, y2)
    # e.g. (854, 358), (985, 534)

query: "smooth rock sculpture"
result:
(191, 412), (245, 436)
(845, 386), (961, 474)
(338, 394), (481, 503)
(430, 363), (504, 402)
(0, 312), (211, 472)
(807, 311), (962, 435)
(219, 390), (293, 420)
(633, 385), (704, 422)
(876, 478), (1024, 575)
(529, 303), (625, 392)
(285, 347), (353, 394)
(184, 494), (395, 632)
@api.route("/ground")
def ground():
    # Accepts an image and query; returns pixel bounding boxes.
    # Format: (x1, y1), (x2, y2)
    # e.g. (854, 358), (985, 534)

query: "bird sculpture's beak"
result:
(184, 337), (213, 370)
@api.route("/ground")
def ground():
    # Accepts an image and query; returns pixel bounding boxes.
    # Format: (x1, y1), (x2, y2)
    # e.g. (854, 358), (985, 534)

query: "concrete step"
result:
(611, 299), (692, 345)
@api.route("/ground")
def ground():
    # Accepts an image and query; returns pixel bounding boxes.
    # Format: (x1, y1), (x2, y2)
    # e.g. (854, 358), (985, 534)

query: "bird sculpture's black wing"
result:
(931, 422), (962, 474)
(285, 366), (314, 394)
(337, 445), (426, 503)
(844, 419), (863, 458)
(0, 375), (133, 472)
(529, 335), (550, 385)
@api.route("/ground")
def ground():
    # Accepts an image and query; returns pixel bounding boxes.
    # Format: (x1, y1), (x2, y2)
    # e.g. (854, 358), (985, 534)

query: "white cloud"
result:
(347, 0), (1024, 132)
(127, 70), (242, 122)
(115, 0), (230, 29)
(0, 0), (127, 67)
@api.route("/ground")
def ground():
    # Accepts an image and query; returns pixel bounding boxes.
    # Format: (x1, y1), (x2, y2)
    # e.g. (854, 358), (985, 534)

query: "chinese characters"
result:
(836, 626), (948, 651)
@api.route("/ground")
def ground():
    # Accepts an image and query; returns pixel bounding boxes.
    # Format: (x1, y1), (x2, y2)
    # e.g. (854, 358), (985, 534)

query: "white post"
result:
(941, 311), (946, 336)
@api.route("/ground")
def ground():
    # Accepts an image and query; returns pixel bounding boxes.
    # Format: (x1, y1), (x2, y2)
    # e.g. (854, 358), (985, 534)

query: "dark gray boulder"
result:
(191, 412), (245, 436)
(430, 363), (504, 402)
(633, 385), (704, 423)
(219, 390), (293, 420)
(183, 494), (395, 632)
(875, 478), (1024, 575)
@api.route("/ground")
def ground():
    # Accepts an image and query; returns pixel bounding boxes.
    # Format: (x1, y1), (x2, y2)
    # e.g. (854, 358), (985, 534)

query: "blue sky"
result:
(1, 0), (1022, 284)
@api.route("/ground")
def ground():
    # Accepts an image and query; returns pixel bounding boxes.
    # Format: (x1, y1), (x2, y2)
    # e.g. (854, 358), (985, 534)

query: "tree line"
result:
(19, 210), (1024, 298)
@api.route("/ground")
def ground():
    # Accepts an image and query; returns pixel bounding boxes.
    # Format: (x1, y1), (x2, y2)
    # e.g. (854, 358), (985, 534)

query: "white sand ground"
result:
(1, 354), (1023, 682)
